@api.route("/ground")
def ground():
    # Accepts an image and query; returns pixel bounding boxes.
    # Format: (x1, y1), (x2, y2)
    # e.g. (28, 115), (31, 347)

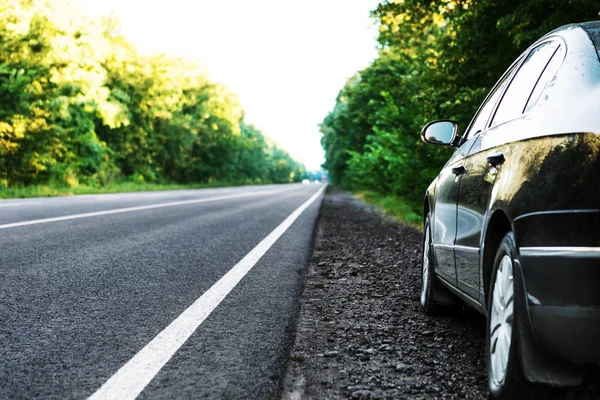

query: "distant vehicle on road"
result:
(419, 22), (600, 399)
(302, 179), (310, 184)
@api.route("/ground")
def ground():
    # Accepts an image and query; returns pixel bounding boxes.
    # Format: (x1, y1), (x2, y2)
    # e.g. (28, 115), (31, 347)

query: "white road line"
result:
(147, 193), (170, 198)
(88, 185), (325, 400)
(0, 201), (41, 207)
(90, 196), (123, 201)
(0, 188), (295, 230)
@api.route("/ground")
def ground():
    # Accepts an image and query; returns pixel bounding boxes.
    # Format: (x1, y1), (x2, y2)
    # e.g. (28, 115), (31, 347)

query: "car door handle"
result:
(451, 165), (466, 175)
(486, 152), (505, 167)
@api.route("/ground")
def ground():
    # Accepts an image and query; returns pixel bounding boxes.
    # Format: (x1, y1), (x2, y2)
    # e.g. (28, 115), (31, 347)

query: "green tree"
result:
(0, 0), (305, 190)
(321, 0), (599, 212)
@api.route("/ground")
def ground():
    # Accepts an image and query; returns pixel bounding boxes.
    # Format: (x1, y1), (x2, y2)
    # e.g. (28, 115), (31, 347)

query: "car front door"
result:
(432, 147), (469, 285)
(431, 69), (516, 287)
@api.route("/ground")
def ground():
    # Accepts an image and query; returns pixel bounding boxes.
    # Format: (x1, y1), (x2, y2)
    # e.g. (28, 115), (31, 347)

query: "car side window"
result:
(491, 41), (559, 127)
(524, 45), (565, 112)
(463, 64), (517, 140)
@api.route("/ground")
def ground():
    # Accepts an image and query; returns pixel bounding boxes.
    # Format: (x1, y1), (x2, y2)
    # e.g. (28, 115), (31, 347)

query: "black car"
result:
(419, 21), (600, 398)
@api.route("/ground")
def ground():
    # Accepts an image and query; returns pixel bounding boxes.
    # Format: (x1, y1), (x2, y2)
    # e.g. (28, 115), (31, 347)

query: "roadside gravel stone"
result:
(281, 188), (600, 399)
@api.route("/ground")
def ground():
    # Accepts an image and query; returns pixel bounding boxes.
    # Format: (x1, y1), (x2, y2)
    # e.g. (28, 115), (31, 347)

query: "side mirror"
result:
(420, 120), (460, 147)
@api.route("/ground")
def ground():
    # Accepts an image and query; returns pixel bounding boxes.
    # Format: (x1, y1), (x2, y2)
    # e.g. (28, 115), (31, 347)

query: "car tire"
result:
(487, 232), (529, 399)
(420, 214), (450, 315)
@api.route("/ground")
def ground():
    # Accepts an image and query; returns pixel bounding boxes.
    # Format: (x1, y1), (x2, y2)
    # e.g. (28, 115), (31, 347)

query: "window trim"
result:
(489, 37), (566, 129)
(462, 58), (523, 141)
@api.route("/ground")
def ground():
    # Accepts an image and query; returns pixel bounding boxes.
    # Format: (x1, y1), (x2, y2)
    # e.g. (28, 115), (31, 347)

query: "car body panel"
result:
(430, 143), (476, 285)
(455, 134), (495, 299)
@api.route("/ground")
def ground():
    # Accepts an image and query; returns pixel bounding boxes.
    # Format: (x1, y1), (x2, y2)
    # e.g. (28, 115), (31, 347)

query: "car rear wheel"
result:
(487, 232), (528, 399)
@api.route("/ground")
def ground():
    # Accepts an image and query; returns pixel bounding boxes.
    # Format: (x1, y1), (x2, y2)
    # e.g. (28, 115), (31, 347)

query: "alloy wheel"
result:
(489, 254), (515, 390)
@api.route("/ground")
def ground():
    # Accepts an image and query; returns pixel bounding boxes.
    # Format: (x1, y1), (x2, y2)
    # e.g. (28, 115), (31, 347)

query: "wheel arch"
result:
(423, 196), (430, 226)
(482, 209), (512, 309)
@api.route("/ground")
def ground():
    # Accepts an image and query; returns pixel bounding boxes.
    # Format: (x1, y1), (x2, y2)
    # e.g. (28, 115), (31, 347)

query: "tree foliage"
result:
(0, 0), (306, 189)
(321, 0), (599, 209)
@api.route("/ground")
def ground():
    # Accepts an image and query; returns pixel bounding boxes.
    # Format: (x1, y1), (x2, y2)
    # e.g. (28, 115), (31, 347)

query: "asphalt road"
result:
(0, 183), (325, 399)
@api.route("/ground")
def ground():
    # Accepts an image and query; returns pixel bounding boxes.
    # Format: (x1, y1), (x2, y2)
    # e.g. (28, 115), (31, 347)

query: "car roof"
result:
(546, 20), (600, 34)
(544, 21), (600, 48)
(578, 20), (600, 32)
(579, 21), (600, 51)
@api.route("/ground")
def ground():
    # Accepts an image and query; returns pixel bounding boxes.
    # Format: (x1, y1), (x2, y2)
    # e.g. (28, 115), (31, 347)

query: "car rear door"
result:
(455, 41), (564, 301)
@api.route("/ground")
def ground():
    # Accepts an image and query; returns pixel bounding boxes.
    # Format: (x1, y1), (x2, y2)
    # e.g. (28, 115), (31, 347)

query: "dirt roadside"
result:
(281, 189), (599, 399)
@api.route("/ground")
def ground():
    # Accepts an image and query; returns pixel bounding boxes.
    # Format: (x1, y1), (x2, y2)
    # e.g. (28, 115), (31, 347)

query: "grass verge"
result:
(354, 190), (423, 230)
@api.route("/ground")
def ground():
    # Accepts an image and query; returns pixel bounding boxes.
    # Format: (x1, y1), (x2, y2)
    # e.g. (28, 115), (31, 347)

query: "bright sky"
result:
(73, 0), (380, 171)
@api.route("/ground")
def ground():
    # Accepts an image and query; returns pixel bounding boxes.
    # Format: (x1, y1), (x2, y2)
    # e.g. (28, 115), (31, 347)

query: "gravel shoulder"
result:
(282, 188), (599, 399)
